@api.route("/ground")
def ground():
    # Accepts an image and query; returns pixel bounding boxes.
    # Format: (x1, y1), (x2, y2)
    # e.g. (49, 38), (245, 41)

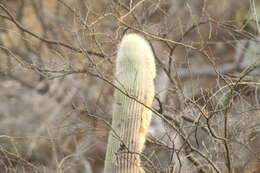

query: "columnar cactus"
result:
(104, 34), (156, 173)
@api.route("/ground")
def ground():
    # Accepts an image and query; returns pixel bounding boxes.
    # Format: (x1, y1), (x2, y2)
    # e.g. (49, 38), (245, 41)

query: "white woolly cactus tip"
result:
(116, 33), (156, 80)
(104, 33), (156, 173)
(114, 33), (156, 151)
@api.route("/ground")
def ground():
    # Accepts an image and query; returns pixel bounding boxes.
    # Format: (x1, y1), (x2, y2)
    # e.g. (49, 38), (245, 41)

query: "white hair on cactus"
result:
(104, 33), (156, 173)
(117, 33), (156, 79)
(116, 33), (156, 152)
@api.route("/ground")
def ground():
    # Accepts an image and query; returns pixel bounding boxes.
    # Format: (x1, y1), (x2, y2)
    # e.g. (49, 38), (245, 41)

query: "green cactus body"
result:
(104, 34), (156, 173)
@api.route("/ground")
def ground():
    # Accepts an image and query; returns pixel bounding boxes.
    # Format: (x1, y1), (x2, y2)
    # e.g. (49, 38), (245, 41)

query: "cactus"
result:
(103, 34), (156, 173)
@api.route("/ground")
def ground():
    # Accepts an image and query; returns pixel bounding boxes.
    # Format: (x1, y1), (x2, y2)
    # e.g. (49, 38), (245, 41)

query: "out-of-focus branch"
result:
(115, 15), (198, 50)
(0, 3), (105, 58)
(174, 41), (251, 79)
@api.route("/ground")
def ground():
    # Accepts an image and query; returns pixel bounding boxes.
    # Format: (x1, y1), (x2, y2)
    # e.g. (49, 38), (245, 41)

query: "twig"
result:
(0, 3), (105, 58)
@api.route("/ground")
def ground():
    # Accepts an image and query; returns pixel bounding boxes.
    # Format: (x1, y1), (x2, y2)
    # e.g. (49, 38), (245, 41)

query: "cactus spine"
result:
(104, 34), (156, 173)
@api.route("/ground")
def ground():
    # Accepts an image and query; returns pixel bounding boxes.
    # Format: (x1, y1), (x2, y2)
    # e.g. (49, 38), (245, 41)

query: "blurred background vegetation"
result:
(0, 0), (259, 173)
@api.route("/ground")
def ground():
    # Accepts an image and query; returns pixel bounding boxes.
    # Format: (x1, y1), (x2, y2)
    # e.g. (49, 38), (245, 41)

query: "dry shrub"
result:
(0, 0), (259, 173)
